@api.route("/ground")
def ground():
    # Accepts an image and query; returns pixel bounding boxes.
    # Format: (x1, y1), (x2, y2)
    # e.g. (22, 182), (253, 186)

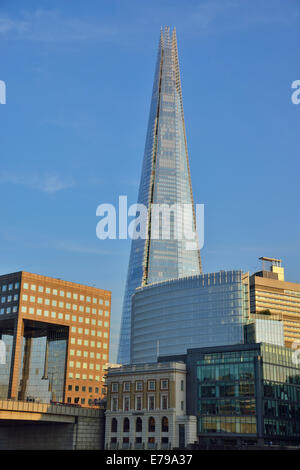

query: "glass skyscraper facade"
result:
(118, 27), (202, 364)
(131, 271), (249, 364)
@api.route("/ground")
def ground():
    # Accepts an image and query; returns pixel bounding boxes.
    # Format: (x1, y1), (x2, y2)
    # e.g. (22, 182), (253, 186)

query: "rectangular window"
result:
(136, 396), (142, 411)
(160, 379), (169, 390)
(161, 395), (168, 410)
(148, 380), (156, 391)
(123, 396), (130, 411)
(136, 381), (143, 392)
(123, 382), (130, 392)
(148, 395), (155, 410)
(112, 397), (118, 411)
(111, 383), (118, 393)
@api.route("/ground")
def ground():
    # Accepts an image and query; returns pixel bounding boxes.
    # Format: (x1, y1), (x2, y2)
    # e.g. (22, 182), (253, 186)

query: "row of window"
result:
(1, 282), (20, 292)
(68, 372), (105, 380)
(0, 306), (18, 315)
(70, 336), (108, 347)
(69, 341), (106, 353)
(22, 283), (110, 305)
(70, 327), (109, 337)
(69, 361), (103, 371)
(68, 384), (99, 393)
(111, 416), (169, 434)
(1, 294), (19, 303)
(111, 379), (169, 393)
(21, 295), (109, 315)
(111, 394), (173, 412)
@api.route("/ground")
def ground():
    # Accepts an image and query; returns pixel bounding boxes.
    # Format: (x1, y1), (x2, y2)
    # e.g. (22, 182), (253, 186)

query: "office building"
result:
(105, 361), (197, 450)
(0, 271), (111, 407)
(160, 342), (300, 447)
(118, 27), (202, 364)
(250, 257), (300, 348)
(131, 270), (249, 364)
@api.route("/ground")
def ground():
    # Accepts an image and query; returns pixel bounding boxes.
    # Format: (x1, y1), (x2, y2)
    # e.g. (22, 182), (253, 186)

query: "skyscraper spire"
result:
(117, 28), (202, 364)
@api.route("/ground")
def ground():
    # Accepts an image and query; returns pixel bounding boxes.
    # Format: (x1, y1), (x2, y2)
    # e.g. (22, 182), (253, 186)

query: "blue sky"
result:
(0, 0), (300, 362)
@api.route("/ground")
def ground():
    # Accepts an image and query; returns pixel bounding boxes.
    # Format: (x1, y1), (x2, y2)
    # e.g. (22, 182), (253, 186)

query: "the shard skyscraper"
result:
(117, 27), (202, 364)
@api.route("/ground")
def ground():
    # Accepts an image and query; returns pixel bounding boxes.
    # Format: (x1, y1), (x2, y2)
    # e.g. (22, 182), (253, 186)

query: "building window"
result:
(148, 395), (155, 410)
(160, 379), (169, 390)
(123, 382), (130, 392)
(148, 380), (156, 391)
(136, 381), (143, 391)
(148, 417), (155, 432)
(181, 380), (184, 391)
(181, 401), (184, 411)
(111, 383), (118, 393)
(162, 416), (169, 432)
(123, 418), (130, 433)
(111, 397), (118, 411)
(123, 396), (130, 411)
(111, 418), (118, 433)
(161, 394), (168, 410)
(135, 396), (142, 411)
(136, 417), (142, 433)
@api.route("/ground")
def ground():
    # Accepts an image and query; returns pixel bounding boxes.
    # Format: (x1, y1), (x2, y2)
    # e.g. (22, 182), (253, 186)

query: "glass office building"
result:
(117, 27), (202, 364)
(131, 271), (249, 364)
(160, 343), (300, 446)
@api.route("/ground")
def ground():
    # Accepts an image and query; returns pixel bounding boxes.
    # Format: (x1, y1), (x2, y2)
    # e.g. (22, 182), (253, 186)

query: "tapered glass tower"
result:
(117, 27), (202, 364)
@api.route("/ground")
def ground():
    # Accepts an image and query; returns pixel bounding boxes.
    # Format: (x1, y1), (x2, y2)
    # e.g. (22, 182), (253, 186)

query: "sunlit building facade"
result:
(250, 258), (300, 348)
(118, 27), (202, 364)
(105, 361), (197, 450)
(0, 271), (111, 407)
